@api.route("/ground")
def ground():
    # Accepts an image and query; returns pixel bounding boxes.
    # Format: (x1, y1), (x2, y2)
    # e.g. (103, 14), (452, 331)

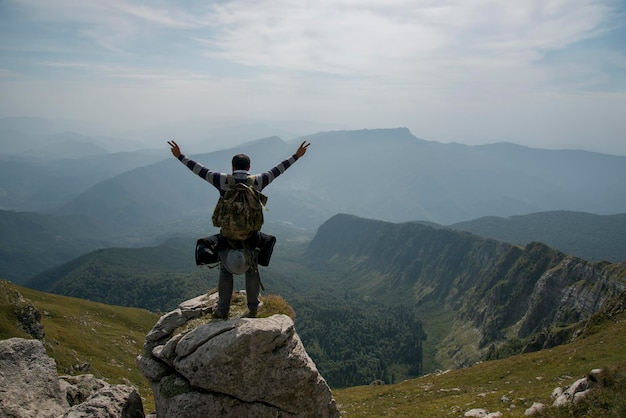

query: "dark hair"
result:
(232, 153), (251, 170)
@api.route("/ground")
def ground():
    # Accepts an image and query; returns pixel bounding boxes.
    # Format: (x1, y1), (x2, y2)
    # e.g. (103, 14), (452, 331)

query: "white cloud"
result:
(11, 0), (614, 78)
(1, 0), (625, 154)
(198, 0), (611, 77)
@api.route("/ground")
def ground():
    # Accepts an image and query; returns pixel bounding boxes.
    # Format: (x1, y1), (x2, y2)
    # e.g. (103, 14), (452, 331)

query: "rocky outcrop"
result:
(1, 281), (45, 339)
(523, 368), (602, 416)
(551, 369), (602, 407)
(0, 337), (143, 418)
(137, 293), (339, 417)
(514, 255), (625, 338)
(460, 369), (604, 417)
(15, 301), (45, 339)
(443, 244), (626, 367)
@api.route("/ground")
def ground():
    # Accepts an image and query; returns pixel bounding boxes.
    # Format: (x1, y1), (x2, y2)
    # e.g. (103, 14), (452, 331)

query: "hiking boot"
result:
(212, 310), (228, 320)
(245, 310), (257, 318)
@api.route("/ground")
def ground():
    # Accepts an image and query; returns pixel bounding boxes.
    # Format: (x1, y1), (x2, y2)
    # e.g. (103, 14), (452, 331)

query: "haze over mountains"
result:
(2, 116), (626, 283)
(57, 128), (626, 230)
(452, 211), (626, 263)
(3, 117), (625, 230)
(2, 116), (626, 389)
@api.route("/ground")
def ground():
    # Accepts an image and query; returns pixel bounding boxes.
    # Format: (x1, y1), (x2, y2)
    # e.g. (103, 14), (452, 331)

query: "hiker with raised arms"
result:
(168, 139), (310, 319)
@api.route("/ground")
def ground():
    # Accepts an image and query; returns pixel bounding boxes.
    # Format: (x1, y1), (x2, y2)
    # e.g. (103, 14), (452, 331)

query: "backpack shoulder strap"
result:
(226, 174), (236, 187)
(245, 176), (267, 210)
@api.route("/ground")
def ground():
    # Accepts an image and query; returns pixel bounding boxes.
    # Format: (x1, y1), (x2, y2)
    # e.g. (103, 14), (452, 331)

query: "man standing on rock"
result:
(168, 139), (310, 319)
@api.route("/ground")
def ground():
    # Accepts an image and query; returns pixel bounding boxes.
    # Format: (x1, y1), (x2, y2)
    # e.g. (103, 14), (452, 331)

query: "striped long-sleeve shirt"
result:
(177, 153), (299, 196)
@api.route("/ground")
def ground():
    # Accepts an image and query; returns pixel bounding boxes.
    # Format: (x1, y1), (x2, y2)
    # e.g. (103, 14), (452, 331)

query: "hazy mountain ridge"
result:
(54, 128), (626, 230)
(450, 210), (626, 262)
(55, 136), (293, 229)
(0, 116), (147, 155)
(0, 150), (166, 212)
(4, 122), (626, 229)
(0, 206), (311, 285)
(308, 214), (626, 368)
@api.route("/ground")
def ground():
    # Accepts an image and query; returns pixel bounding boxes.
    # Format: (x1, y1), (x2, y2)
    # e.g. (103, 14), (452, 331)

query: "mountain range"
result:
(2, 119), (626, 390)
(450, 211), (626, 262)
(0, 150), (165, 212)
(3, 122), (626, 232)
(18, 212), (626, 385)
(53, 128), (626, 231)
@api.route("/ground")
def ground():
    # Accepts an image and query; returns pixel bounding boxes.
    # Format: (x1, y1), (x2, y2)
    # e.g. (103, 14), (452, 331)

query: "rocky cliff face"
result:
(453, 243), (626, 363)
(308, 214), (626, 368)
(137, 293), (339, 418)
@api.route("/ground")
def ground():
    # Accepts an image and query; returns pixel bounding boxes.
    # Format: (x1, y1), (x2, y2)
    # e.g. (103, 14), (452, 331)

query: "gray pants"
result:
(216, 251), (261, 314)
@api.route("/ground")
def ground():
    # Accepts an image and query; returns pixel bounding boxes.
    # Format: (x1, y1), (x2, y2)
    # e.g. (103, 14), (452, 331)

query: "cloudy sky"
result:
(1, 0), (625, 154)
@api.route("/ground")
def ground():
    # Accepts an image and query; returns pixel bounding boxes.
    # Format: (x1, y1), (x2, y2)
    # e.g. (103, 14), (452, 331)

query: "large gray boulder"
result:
(0, 337), (143, 418)
(138, 293), (339, 417)
(0, 337), (68, 418)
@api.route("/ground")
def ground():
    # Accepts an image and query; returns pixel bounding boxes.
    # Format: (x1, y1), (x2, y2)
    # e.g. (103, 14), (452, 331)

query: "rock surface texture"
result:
(0, 337), (143, 418)
(137, 293), (339, 417)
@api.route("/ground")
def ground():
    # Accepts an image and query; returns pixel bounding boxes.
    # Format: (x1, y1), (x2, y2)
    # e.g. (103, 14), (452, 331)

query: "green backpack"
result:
(212, 175), (268, 240)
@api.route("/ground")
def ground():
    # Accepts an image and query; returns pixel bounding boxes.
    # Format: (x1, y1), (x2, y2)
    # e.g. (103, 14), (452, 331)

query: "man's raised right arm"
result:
(168, 140), (220, 186)
(168, 140), (182, 158)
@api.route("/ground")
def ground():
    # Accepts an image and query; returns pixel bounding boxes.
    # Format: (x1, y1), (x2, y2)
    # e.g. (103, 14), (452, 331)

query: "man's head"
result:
(232, 154), (251, 171)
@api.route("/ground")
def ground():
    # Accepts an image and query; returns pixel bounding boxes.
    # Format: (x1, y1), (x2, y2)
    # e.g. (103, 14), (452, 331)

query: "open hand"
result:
(168, 140), (181, 158)
(296, 141), (310, 158)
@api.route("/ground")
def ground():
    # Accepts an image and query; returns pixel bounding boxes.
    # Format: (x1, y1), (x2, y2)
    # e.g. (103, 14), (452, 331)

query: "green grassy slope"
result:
(0, 280), (160, 411)
(334, 293), (626, 417)
(0, 279), (297, 414)
(3, 279), (626, 417)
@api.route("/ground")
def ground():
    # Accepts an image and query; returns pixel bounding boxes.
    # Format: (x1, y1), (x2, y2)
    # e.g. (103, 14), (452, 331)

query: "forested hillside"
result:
(294, 295), (426, 386)
(11, 211), (626, 388)
(308, 214), (626, 370)
(21, 227), (431, 387)
(27, 237), (211, 312)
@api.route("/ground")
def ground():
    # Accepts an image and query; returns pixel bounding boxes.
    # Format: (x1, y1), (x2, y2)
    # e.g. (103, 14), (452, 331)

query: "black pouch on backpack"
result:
(257, 232), (277, 267)
(195, 234), (221, 265)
